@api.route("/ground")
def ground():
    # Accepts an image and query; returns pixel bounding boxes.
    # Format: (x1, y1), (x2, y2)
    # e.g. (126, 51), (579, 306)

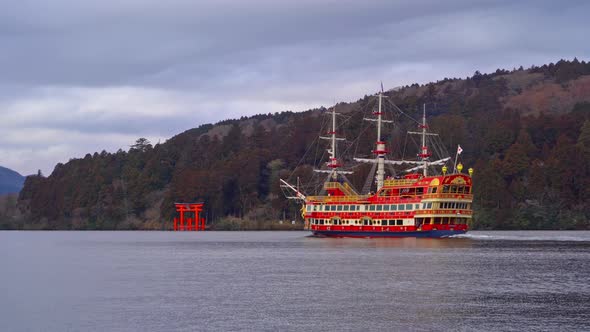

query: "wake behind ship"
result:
(281, 88), (474, 238)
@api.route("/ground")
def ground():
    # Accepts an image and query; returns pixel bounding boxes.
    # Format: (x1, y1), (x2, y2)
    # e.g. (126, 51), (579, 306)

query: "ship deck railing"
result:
(307, 194), (370, 203)
(324, 182), (359, 196)
(421, 193), (473, 200)
(383, 179), (419, 186)
(414, 209), (473, 216)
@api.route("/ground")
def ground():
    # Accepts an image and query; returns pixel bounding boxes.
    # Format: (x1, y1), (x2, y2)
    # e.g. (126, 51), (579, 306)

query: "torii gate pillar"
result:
(173, 203), (206, 231)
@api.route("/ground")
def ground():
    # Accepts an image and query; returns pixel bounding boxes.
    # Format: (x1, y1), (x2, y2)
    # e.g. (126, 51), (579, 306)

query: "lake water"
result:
(0, 231), (589, 331)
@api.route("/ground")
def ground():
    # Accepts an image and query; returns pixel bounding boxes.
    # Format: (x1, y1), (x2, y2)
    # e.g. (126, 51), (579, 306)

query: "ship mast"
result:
(317, 106), (350, 179)
(375, 92), (386, 190)
(419, 104), (431, 176)
(330, 106), (338, 180)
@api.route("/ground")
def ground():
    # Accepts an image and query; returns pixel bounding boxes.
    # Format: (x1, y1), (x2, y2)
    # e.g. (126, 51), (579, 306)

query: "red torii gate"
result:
(173, 203), (206, 231)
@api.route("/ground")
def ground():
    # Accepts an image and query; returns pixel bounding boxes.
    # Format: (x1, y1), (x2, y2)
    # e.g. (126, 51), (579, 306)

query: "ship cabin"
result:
(304, 172), (473, 232)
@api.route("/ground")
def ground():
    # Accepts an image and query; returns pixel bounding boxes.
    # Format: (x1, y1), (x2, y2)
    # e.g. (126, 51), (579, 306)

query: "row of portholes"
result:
(309, 218), (412, 226)
(307, 203), (419, 213)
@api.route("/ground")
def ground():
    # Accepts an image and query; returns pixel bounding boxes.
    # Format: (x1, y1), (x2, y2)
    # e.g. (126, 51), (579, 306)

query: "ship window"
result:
(344, 205), (349, 211)
(431, 187), (438, 194)
(396, 220), (403, 226)
(434, 217), (441, 224)
(442, 185), (450, 193)
(337, 205), (343, 211)
(406, 204), (412, 210)
(415, 204), (419, 209)
(465, 187), (471, 194)
(377, 205), (383, 211)
(332, 205), (337, 211)
(427, 202), (432, 209)
(319, 220), (324, 225)
(450, 186), (458, 193)
(375, 220), (380, 226)
(369, 205), (376, 211)
(443, 217), (449, 225)
(390, 205), (396, 211)
(383, 205), (389, 211)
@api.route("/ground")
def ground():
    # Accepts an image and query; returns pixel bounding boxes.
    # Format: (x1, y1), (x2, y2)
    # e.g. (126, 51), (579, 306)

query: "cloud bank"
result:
(1, 0), (588, 175)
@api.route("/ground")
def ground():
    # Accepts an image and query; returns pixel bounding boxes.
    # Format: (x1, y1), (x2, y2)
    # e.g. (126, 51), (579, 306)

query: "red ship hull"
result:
(309, 223), (468, 238)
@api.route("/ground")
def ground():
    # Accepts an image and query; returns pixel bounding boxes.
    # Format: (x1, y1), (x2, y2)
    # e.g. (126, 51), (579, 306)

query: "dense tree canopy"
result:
(6, 59), (590, 230)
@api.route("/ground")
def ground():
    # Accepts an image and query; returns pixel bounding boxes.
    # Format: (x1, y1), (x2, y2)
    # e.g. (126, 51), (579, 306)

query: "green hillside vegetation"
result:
(4, 59), (590, 230)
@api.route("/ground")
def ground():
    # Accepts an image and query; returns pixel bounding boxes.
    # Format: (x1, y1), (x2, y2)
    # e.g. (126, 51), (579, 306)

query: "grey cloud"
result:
(0, 0), (588, 175)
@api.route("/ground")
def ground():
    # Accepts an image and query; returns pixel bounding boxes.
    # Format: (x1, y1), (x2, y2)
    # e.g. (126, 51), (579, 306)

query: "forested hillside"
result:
(5, 59), (590, 230)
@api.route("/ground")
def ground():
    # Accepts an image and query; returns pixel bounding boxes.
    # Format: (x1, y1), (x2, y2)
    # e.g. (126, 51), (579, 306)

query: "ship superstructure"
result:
(281, 88), (473, 238)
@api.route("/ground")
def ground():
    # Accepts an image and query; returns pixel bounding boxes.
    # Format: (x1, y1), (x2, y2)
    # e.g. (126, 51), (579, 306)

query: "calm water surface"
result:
(0, 231), (589, 331)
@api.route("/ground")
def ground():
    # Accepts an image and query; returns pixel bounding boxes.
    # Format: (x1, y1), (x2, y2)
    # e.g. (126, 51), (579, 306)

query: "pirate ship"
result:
(280, 89), (473, 238)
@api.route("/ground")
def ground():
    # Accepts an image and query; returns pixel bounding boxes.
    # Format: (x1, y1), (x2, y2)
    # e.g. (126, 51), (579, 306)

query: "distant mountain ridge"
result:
(0, 166), (24, 194)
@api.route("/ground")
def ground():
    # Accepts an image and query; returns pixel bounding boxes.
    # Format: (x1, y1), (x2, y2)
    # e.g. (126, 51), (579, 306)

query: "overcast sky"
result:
(1, 0), (588, 175)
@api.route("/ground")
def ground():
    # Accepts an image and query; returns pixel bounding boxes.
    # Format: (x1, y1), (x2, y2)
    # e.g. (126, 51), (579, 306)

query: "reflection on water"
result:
(309, 236), (475, 249)
(0, 230), (588, 331)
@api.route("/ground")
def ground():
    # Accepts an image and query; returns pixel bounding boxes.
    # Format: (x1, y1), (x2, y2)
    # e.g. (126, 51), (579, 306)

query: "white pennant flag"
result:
(457, 145), (463, 155)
